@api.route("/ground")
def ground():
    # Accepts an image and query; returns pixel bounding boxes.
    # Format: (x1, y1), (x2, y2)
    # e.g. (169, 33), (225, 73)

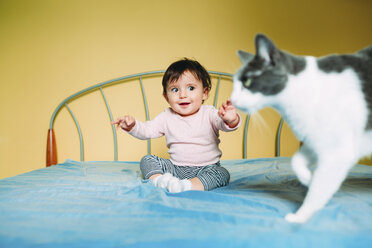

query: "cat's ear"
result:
(237, 50), (254, 64)
(255, 34), (278, 65)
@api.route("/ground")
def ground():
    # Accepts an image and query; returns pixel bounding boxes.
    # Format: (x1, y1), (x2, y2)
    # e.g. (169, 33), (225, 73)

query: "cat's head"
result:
(231, 34), (292, 113)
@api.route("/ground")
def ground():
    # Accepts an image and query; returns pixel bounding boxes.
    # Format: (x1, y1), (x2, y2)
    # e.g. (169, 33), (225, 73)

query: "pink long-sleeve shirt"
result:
(127, 105), (241, 166)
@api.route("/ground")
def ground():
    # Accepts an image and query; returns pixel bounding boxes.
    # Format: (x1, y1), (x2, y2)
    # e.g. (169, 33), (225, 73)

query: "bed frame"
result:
(1, 71), (371, 248)
(46, 70), (291, 166)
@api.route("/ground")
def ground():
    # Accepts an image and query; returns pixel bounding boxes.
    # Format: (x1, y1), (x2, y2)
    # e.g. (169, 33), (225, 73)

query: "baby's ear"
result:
(203, 88), (209, 100)
(163, 92), (169, 102)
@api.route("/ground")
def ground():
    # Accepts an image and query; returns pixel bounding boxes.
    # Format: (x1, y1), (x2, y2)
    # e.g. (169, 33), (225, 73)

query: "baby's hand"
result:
(111, 116), (136, 132)
(218, 100), (239, 128)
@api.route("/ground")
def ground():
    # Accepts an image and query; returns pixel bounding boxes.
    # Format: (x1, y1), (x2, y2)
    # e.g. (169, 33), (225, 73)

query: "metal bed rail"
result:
(46, 70), (285, 166)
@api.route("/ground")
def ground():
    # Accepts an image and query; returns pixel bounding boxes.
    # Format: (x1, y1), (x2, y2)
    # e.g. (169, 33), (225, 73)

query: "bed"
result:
(1, 71), (372, 247)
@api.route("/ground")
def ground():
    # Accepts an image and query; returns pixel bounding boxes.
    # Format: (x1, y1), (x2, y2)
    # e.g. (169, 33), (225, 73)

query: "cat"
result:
(231, 34), (372, 223)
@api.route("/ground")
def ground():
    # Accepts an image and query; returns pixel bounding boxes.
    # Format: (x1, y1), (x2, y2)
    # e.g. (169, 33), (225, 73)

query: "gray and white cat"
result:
(231, 34), (372, 223)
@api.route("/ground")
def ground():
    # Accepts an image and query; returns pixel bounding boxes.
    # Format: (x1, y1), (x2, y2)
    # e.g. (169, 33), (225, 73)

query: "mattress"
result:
(1, 157), (372, 247)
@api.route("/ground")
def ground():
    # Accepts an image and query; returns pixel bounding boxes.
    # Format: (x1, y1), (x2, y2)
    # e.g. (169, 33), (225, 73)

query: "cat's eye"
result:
(244, 78), (252, 87)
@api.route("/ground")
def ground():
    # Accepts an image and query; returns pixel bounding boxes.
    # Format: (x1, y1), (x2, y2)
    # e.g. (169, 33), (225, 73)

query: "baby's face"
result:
(163, 71), (208, 117)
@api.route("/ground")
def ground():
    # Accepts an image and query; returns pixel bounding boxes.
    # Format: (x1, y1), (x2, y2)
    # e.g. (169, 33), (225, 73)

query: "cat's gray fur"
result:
(231, 34), (372, 223)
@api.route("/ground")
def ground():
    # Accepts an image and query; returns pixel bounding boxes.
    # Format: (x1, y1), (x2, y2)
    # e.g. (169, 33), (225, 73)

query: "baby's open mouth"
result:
(179, 102), (190, 106)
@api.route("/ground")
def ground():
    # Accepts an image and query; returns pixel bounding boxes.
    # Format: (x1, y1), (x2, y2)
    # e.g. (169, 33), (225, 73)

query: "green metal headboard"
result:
(46, 70), (285, 166)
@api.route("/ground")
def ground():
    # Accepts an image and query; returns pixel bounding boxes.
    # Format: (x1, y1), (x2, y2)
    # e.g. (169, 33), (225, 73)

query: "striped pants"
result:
(140, 155), (230, 191)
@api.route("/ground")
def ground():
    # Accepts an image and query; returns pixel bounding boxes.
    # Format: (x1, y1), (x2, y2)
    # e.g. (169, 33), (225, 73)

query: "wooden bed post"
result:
(46, 129), (57, 167)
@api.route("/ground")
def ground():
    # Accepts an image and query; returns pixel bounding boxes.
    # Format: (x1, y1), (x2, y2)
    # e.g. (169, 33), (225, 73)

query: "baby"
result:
(112, 58), (240, 193)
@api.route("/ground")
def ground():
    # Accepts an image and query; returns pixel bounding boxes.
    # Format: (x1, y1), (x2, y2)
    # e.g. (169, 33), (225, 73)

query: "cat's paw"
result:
(285, 213), (309, 223)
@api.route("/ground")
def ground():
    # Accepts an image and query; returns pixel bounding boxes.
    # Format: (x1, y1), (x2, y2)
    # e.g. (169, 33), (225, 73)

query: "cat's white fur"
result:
(231, 56), (372, 223)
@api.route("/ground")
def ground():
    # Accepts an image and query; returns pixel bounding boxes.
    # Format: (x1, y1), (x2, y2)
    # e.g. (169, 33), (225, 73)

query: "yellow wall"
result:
(1, 0), (372, 179)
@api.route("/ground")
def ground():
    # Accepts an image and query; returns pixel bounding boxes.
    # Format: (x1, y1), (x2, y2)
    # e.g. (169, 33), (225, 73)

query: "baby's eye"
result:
(171, 88), (179, 93)
(188, 86), (195, 91)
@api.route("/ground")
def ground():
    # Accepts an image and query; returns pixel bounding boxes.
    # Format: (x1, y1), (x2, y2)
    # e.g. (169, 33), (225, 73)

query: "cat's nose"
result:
(230, 99), (238, 109)
(230, 82), (241, 106)
(230, 92), (238, 107)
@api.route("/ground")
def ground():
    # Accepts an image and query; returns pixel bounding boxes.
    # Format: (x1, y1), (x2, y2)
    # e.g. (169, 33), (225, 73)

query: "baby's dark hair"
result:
(162, 58), (212, 94)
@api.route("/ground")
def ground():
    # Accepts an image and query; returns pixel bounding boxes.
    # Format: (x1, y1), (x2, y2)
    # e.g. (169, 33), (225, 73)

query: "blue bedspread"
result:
(0, 157), (372, 248)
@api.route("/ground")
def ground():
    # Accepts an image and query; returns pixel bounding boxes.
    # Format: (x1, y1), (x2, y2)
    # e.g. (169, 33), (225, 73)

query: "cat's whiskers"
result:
(251, 111), (271, 137)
